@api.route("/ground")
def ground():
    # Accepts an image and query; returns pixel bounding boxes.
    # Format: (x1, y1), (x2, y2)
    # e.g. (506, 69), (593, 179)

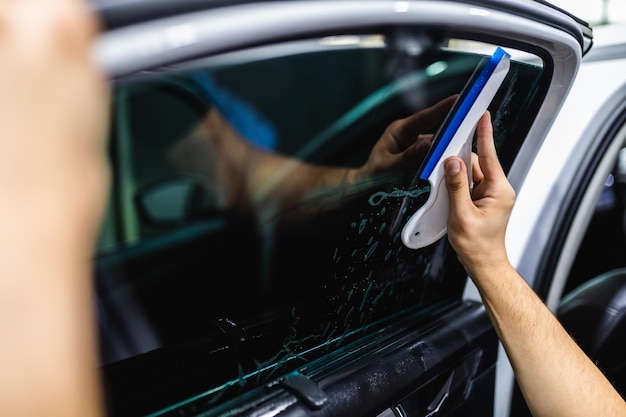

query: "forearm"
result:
(0, 168), (107, 417)
(0, 1), (109, 415)
(0, 255), (103, 417)
(471, 262), (626, 417)
(0, 233), (103, 417)
(248, 148), (357, 211)
(172, 110), (360, 217)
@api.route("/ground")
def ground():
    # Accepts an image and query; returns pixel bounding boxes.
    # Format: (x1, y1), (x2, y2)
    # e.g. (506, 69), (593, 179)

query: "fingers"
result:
(391, 95), (458, 150)
(408, 134), (432, 165)
(359, 95), (461, 179)
(475, 111), (505, 181)
(445, 111), (496, 220)
(444, 156), (473, 216)
(471, 152), (483, 185)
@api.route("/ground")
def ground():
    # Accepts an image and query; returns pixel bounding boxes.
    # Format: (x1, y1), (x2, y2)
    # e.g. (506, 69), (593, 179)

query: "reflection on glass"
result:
(97, 35), (545, 416)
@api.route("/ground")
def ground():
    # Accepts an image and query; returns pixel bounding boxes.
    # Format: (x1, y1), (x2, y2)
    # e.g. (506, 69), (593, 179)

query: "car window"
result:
(96, 32), (546, 416)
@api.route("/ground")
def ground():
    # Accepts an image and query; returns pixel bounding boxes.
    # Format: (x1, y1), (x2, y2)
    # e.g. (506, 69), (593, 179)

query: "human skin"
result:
(0, 1), (110, 416)
(168, 95), (458, 219)
(444, 112), (626, 417)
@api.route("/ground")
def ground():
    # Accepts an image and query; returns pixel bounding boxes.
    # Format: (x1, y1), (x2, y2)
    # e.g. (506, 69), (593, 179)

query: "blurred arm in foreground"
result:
(0, 1), (110, 416)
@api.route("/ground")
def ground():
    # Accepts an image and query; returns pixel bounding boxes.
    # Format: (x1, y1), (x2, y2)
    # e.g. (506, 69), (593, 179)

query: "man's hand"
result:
(444, 111), (515, 277)
(443, 111), (626, 417)
(354, 95), (457, 181)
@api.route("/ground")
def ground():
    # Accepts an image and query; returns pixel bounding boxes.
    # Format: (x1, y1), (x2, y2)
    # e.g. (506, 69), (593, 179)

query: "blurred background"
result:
(550, 0), (626, 25)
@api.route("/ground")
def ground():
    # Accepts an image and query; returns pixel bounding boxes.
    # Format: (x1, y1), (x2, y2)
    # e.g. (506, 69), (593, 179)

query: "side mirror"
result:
(135, 175), (212, 226)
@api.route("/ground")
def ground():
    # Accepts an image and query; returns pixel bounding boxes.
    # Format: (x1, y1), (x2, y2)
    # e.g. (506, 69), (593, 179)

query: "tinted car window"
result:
(97, 33), (545, 416)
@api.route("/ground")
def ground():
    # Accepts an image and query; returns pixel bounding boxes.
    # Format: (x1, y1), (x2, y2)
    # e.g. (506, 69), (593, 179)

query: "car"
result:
(88, 1), (626, 416)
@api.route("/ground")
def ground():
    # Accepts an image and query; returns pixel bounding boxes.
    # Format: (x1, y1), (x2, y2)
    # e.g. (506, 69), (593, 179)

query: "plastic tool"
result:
(401, 47), (511, 250)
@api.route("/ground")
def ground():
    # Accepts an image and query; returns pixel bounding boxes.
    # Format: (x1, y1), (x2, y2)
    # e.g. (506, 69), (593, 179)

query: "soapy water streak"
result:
(368, 187), (429, 206)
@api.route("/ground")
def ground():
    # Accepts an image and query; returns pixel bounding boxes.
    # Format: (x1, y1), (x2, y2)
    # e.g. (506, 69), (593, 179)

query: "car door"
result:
(90, 1), (592, 416)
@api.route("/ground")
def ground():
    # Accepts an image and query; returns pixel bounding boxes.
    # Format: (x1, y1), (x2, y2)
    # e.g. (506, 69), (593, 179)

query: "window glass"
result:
(97, 32), (546, 416)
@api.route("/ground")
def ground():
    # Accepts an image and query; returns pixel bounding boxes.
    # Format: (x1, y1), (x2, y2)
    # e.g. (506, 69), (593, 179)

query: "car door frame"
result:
(92, 1), (592, 416)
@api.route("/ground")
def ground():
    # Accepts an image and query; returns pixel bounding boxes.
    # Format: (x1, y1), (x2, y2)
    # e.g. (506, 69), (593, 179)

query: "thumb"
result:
(444, 157), (472, 215)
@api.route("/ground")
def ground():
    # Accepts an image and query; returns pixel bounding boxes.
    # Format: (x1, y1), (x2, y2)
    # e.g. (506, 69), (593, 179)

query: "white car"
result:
(91, 1), (625, 416)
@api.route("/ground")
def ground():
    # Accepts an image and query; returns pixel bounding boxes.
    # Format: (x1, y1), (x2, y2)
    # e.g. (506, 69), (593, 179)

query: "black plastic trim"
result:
(90, 0), (254, 29)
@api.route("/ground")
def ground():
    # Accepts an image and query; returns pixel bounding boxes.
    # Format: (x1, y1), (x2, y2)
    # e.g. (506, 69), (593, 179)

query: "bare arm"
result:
(0, 1), (109, 416)
(444, 112), (626, 417)
(245, 95), (456, 210)
(169, 95), (456, 217)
